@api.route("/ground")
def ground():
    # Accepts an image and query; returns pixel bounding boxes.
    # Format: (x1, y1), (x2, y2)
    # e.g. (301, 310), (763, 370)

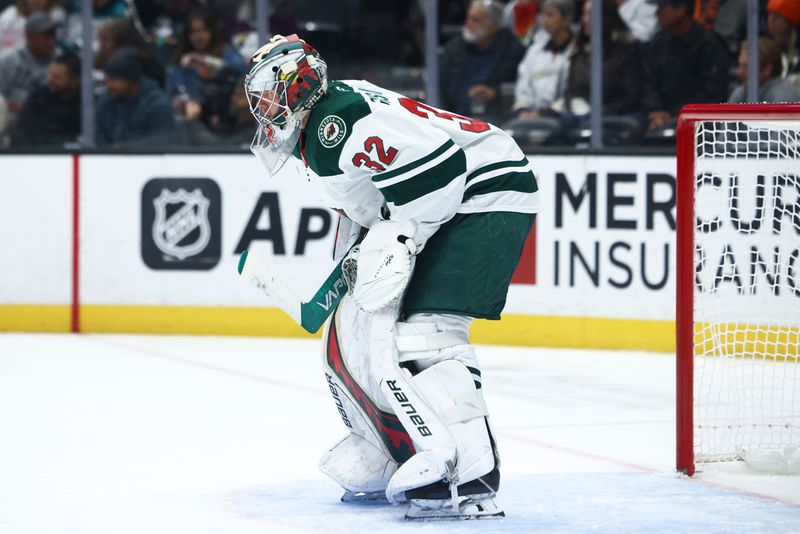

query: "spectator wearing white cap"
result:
(0, 10), (58, 116)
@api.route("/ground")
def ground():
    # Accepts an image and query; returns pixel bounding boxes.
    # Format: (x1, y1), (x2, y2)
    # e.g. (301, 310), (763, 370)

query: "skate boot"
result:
(404, 463), (503, 520)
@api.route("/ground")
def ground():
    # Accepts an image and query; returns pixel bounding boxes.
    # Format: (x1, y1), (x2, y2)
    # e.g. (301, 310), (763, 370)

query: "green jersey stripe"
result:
(373, 139), (455, 182)
(462, 170), (538, 201)
(379, 150), (466, 206)
(465, 157), (529, 183)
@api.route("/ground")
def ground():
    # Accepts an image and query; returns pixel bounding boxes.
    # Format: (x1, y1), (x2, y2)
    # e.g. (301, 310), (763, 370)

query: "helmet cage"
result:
(247, 79), (292, 127)
(244, 36), (327, 128)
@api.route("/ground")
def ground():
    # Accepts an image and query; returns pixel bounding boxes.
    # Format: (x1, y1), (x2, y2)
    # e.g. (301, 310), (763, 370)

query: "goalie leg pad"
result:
(382, 314), (499, 504)
(384, 359), (494, 502)
(319, 432), (397, 494)
(319, 300), (414, 495)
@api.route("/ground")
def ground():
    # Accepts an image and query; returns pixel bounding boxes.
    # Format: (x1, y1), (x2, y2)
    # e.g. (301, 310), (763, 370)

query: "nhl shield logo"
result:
(141, 178), (221, 270)
(152, 188), (211, 260)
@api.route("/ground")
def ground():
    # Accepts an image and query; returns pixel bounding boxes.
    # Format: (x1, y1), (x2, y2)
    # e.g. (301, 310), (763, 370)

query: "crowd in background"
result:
(0, 0), (798, 150)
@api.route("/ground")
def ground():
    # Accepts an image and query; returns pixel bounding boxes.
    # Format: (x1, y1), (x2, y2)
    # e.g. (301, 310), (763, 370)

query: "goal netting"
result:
(678, 107), (800, 475)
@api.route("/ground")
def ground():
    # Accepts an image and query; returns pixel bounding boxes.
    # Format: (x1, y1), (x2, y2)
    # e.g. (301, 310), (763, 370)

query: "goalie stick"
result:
(237, 249), (349, 334)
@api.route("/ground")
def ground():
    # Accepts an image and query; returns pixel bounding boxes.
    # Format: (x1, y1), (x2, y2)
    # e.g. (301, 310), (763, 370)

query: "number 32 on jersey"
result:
(352, 136), (398, 172)
(351, 95), (490, 173)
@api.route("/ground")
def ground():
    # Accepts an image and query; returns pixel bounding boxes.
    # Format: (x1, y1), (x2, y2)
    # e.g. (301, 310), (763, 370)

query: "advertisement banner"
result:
(510, 155), (677, 321)
(0, 152), (681, 348)
(80, 155), (338, 307)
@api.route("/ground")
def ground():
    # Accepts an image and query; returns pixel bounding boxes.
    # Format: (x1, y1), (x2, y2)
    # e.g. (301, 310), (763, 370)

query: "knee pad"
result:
(395, 314), (479, 372)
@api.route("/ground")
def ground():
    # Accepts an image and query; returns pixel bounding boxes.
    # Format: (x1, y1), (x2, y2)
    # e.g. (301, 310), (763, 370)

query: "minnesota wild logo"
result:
(318, 115), (346, 148)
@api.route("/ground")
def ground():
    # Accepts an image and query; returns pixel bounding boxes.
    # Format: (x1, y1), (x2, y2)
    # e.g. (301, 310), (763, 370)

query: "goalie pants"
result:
(402, 211), (535, 320)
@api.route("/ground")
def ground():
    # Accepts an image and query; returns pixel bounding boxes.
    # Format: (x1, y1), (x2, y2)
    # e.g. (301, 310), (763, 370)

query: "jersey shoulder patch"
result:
(317, 115), (347, 148)
(304, 82), (370, 177)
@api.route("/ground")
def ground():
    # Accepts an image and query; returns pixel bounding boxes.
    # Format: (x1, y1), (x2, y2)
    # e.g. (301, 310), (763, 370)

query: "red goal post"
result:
(676, 103), (800, 476)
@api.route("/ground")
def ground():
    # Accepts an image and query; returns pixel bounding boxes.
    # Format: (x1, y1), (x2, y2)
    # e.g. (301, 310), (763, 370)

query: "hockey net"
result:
(676, 104), (800, 476)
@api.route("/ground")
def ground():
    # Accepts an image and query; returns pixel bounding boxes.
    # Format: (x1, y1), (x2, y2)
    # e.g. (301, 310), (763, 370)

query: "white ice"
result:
(0, 333), (798, 533)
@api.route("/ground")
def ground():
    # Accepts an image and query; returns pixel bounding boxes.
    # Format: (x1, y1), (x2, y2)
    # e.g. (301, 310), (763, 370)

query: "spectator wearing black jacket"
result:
(440, 0), (525, 123)
(11, 52), (80, 147)
(560, 0), (643, 124)
(95, 19), (165, 88)
(179, 76), (254, 147)
(641, 0), (730, 131)
(96, 47), (176, 147)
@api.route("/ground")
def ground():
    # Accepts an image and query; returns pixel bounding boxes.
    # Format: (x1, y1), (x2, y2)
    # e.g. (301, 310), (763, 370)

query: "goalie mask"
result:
(245, 34), (328, 177)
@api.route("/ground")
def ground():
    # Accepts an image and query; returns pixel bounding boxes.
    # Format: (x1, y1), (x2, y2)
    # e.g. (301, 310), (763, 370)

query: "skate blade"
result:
(341, 490), (390, 505)
(405, 495), (505, 521)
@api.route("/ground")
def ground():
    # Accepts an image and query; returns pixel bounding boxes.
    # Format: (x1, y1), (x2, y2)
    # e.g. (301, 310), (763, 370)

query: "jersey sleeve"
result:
(340, 108), (467, 245)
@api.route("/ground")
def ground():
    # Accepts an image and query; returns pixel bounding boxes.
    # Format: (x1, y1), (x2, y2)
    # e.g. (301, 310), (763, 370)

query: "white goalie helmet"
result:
(245, 34), (328, 177)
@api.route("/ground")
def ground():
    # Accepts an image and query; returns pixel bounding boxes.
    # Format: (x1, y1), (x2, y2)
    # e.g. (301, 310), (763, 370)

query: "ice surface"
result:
(0, 333), (798, 533)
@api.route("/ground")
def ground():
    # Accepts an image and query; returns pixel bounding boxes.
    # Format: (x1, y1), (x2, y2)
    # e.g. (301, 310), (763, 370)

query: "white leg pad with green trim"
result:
(384, 360), (493, 503)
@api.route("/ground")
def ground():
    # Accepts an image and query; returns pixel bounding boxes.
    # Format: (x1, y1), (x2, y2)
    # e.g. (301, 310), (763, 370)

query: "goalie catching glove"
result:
(344, 220), (421, 313)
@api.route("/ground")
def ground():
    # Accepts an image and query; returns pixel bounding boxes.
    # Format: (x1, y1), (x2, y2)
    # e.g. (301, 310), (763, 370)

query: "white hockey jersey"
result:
(297, 80), (540, 244)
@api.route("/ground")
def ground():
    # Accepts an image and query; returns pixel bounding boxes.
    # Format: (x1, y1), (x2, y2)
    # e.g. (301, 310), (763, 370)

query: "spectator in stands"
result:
(0, 11), (58, 116)
(62, 0), (129, 51)
(513, 0), (577, 118)
(95, 19), (165, 88)
(502, 0), (541, 46)
(91, 0), (127, 18)
(11, 52), (80, 147)
(140, 0), (201, 64)
(766, 0), (799, 79)
(640, 0), (730, 131)
(691, 0), (719, 29)
(616, 0), (658, 42)
(166, 8), (245, 116)
(439, 0), (524, 123)
(558, 0), (642, 125)
(728, 37), (800, 103)
(0, 0), (64, 51)
(228, 0), (299, 60)
(179, 76), (254, 147)
(692, 0), (747, 57)
(96, 47), (176, 147)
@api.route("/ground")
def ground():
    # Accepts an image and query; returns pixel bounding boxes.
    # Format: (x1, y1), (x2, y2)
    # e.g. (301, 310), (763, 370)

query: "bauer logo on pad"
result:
(141, 178), (221, 270)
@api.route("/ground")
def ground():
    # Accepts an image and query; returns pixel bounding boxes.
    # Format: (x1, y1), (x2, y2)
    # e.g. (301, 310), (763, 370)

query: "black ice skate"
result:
(403, 465), (504, 520)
